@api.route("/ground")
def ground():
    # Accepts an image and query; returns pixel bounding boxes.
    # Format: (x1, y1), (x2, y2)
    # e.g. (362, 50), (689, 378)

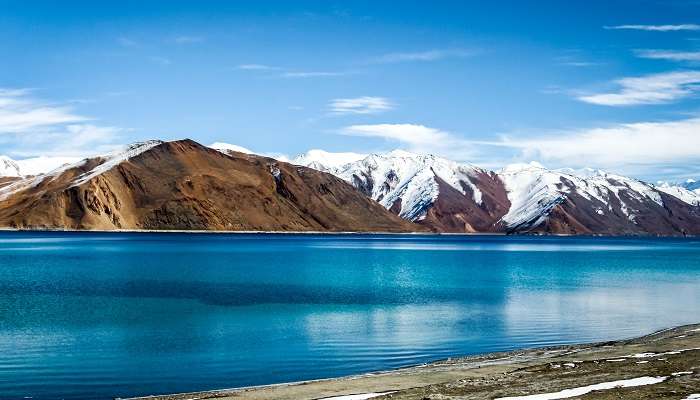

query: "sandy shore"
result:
(123, 323), (700, 400)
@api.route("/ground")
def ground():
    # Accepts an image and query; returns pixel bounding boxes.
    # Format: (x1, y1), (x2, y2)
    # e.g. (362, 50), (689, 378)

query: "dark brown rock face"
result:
(419, 171), (510, 233)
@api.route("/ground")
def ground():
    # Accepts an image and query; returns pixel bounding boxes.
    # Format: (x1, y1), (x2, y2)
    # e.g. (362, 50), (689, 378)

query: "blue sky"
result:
(2, 0), (700, 180)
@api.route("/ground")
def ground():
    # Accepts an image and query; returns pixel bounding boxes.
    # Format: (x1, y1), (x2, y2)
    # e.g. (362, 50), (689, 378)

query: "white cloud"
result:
(64, 124), (122, 149)
(604, 24), (700, 31)
(370, 49), (474, 64)
(342, 123), (450, 144)
(635, 49), (700, 62)
(554, 52), (601, 67)
(237, 64), (347, 78)
(329, 97), (393, 115)
(4, 124), (124, 158)
(577, 70), (700, 106)
(237, 64), (280, 70)
(281, 71), (346, 78)
(340, 123), (476, 161)
(339, 118), (700, 178)
(0, 89), (123, 157)
(0, 90), (88, 133)
(498, 117), (700, 172)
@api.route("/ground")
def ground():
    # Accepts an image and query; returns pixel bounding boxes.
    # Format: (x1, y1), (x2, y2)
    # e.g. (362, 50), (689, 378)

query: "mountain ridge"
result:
(293, 149), (700, 235)
(1, 140), (698, 235)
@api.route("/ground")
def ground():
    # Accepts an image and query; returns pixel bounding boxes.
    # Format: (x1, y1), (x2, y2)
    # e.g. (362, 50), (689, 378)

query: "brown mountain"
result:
(0, 139), (420, 232)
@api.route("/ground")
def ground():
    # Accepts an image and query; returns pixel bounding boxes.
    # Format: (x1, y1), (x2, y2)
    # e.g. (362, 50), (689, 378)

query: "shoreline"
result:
(0, 227), (503, 235)
(123, 323), (700, 400)
(1, 227), (697, 238)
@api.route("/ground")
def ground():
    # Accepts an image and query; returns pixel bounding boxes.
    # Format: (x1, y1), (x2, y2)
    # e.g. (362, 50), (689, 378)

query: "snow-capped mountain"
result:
(292, 149), (367, 172)
(0, 155), (82, 178)
(332, 150), (484, 220)
(0, 156), (21, 177)
(498, 162), (679, 231)
(296, 149), (510, 232)
(300, 151), (700, 235)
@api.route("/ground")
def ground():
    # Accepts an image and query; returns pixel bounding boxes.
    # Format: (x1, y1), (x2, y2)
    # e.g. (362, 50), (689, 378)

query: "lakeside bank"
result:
(125, 323), (700, 400)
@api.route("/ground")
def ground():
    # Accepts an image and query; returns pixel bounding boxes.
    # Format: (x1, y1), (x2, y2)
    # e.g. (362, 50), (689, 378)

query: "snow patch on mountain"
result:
(0, 153), (100, 200)
(0, 156), (21, 177)
(209, 142), (254, 155)
(293, 149), (367, 172)
(71, 140), (164, 187)
(18, 156), (82, 176)
(0, 178), (36, 201)
(0, 155), (82, 177)
(0, 157), (87, 201)
(655, 182), (700, 206)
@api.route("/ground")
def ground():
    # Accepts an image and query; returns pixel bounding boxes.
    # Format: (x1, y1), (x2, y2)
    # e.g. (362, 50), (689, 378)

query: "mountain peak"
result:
(301, 149), (488, 224)
(292, 149), (367, 171)
(209, 142), (254, 155)
(500, 161), (547, 175)
(385, 149), (421, 158)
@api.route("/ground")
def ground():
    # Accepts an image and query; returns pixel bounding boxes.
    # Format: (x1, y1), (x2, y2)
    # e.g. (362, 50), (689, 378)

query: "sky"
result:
(2, 0), (700, 181)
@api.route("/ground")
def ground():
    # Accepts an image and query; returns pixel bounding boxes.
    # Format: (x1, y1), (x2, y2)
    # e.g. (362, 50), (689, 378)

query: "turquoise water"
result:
(0, 232), (699, 399)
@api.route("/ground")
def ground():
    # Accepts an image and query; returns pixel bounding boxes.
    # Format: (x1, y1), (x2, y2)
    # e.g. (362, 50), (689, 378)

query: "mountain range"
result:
(1, 139), (698, 235)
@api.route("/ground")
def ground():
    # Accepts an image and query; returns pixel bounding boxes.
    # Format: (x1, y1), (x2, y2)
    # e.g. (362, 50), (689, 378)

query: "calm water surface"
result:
(0, 232), (698, 399)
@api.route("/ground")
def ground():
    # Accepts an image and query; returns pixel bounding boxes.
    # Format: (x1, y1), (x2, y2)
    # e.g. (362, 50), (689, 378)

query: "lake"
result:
(0, 231), (698, 399)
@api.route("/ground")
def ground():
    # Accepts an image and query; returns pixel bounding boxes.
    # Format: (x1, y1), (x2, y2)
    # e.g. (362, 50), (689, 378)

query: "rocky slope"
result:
(0, 140), (419, 232)
(296, 152), (700, 235)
